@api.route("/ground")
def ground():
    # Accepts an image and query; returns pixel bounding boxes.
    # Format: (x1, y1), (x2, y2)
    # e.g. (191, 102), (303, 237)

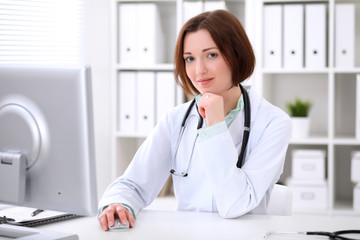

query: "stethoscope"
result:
(264, 229), (360, 240)
(170, 83), (250, 177)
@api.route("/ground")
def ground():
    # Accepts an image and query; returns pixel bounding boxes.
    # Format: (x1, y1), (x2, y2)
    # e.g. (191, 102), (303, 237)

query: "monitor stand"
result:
(0, 224), (78, 240)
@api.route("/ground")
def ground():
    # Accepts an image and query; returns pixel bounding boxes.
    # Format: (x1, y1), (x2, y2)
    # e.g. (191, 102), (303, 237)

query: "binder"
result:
(118, 71), (137, 133)
(156, 72), (176, 122)
(263, 5), (283, 69)
(203, 1), (227, 12)
(283, 4), (304, 69)
(137, 72), (155, 135)
(137, 3), (164, 64)
(335, 4), (355, 68)
(118, 4), (137, 64)
(118, 3), (164, 65)
(183, 1), (203, 23)
(305, 4), (327, 69)
(356, 74), (360, 139)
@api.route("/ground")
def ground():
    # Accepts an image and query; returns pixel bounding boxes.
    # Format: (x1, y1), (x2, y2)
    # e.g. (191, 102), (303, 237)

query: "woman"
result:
(98, 10), (291, 231)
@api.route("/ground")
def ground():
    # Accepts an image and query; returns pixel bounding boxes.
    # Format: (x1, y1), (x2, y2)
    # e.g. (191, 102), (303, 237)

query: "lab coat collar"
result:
(186, 86), (262, 146)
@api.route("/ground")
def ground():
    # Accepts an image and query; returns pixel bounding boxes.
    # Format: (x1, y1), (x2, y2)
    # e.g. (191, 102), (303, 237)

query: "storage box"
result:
(351, 151), (360, 183)
(288, 179), (328, 210)
(292, 149), (326, 181)
(354, 183), (360, 211)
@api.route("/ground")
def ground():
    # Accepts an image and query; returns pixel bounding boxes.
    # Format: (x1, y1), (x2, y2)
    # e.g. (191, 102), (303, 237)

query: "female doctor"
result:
(98, 10), (291, 231)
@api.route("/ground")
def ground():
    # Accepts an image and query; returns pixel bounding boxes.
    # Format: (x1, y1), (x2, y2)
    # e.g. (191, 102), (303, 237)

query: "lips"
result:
(197, 78), (213, 85)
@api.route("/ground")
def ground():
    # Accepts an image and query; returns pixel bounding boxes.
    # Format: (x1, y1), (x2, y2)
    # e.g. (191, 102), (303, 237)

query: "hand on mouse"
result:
(198, 93), (225, 127)
(98, 203), (135, 231)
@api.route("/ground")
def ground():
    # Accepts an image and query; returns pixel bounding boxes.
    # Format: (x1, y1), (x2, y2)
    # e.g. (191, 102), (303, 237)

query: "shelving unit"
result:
(256, 0), (360, 215)
(110, 0), (360, 215)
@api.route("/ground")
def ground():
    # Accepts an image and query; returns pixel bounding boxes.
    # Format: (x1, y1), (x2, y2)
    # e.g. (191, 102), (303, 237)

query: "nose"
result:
(195, 59), (207, 76)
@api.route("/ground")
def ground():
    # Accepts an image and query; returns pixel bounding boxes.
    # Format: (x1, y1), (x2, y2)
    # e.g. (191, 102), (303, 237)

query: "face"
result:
(183, 29), (233, 96)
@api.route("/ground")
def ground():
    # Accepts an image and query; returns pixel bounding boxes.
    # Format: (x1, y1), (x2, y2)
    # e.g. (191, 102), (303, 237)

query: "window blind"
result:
(0, 0), (84, 65)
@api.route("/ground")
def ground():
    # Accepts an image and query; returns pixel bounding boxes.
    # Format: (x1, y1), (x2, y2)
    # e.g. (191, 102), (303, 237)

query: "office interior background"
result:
(0, 0), (359, 215)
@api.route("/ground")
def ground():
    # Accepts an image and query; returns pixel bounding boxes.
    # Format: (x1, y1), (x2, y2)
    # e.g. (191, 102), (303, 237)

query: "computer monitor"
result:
(0, 65), (97, 216)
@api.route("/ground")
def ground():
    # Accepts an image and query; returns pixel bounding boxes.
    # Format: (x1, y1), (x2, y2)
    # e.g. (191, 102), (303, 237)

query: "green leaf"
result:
(286, 98), (312, 117)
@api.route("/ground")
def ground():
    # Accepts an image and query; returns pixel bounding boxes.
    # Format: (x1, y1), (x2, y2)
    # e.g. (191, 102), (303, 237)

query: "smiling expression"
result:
(183, 29), (233, 97)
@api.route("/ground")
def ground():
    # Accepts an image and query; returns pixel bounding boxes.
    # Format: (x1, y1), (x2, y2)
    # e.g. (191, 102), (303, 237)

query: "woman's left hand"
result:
(198, 93), (225, 126)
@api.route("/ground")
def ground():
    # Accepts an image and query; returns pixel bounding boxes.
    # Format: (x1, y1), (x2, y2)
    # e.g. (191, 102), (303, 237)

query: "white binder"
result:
(335, 4), (355, 68)
(119, 3), (164, 65)
(118, 4), (137, 64)
(137, 4), (164, 64)
(283, 4), (304, 69)
(263, 5), (283, 69)
(156, 72), (176, 123)
(183, 1), (203, 23)
(203, 1), (227, 12)
(118, 71), (137, 133)
(137, 72), (155, 135)
(356, 74), (360, 139)
(305, 4), (326, 69)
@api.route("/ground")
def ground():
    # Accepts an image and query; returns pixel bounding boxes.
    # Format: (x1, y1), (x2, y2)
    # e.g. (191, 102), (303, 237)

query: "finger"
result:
(116, 205), (129, 225)
(125, 209), (136, 228)
(199, 107), (206, 119)
(106, 207), (116, 227)
(98, 214), (109, 231)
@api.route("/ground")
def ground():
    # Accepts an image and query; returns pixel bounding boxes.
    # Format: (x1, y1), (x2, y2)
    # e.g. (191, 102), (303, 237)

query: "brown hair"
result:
(174, 10), (256, 95)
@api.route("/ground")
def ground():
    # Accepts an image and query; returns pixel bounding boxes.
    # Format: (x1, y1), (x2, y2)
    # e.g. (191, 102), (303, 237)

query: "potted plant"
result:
(287, 98), (312, 138)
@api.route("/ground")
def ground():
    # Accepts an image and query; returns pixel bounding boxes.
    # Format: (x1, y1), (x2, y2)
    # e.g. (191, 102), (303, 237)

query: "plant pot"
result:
(291, 117), (310, 139)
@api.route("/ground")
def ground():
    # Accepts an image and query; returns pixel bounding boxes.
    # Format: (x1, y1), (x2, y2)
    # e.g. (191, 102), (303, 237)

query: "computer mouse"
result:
(109, 218), (129, 231)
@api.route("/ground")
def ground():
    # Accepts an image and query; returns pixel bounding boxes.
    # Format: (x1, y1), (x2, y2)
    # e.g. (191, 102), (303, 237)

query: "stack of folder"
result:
(182, 1), (227, 23)
(263, 3), (356, 69)
(118, 3), (165, 65)
(118, 71), (177, 135)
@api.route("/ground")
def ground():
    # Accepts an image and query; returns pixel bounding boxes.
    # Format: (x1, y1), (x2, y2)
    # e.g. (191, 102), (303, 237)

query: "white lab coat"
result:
(99, 87), (292, 218)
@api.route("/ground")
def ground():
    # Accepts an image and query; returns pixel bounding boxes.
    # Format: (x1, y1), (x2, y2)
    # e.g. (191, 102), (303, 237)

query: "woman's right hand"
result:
(98, 203), (136, 231)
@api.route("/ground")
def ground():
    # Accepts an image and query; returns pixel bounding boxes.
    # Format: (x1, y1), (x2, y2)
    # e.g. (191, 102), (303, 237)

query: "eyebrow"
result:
(183, 47), (218, 55)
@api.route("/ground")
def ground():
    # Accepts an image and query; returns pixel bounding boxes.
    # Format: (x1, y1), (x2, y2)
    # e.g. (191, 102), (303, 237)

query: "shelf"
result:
(115, 63), (174, 71)
(333, 68), (360, 74)
(115, 0), (176, 3)
(333, 138), (360, 145)
(262, 68), (360, 75)
(290, 136), (329, 145)
(263, 0), (329, 4)
(115, 132), (148, 138)
(262, 69), (329, 74)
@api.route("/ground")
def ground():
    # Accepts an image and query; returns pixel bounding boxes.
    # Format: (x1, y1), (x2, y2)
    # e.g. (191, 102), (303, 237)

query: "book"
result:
(0, 206), (78, 227)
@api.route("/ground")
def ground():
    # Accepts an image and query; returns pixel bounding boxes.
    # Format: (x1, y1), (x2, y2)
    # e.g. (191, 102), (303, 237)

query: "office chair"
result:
(267, 184), (292, 216)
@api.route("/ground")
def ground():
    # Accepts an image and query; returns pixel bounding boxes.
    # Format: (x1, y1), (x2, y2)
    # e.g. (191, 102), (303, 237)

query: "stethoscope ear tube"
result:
(237, 83), (251, 168)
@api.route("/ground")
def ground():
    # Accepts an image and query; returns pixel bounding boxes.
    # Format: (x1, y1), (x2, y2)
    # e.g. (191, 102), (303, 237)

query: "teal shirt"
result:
(195, 94), (244, 141)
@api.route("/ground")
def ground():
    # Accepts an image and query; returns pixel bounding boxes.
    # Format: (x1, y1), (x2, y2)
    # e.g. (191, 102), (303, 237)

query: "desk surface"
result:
(38, 210), (360, 240)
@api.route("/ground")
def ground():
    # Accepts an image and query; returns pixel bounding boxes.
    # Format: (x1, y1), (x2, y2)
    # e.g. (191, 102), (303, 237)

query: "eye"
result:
(185, 56), (194, 62)
(208, 53), (217, 58)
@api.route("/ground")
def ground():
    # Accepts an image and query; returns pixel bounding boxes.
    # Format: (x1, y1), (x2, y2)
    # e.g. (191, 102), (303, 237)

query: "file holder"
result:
(0, 151), (27, 204)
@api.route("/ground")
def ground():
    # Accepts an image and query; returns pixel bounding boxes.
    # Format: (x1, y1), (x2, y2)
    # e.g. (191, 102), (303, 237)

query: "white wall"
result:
(84, 0), (112, 200)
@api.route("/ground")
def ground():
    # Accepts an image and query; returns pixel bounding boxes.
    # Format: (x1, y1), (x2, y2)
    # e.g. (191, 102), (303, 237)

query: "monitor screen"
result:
(0, 65), (97, 216)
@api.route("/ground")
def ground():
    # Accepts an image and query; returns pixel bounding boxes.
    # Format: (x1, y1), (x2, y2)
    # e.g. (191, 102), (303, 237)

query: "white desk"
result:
(36, 210), (360, 240)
